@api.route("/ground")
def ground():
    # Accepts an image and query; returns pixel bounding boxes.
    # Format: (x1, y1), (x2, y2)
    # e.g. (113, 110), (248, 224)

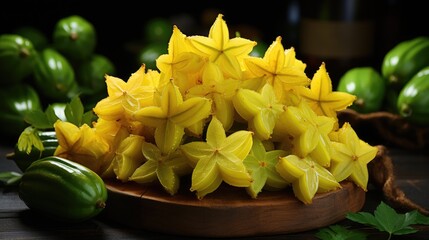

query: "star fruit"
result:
(244, 137), (288, 198)
(296, 63), (356, 119)
(243, 36), (310, 101)
(180, 116), (253, 199)
(53, 120), (110, 174)
(329, 122), (378, 191)
(129, 141), (193, 195)
(187, 13), (256, 80)
(273, 100), (335, 167)
(112, 134), (146, 182)
(156, 25), (205, 93)
(93, 65), (161, 122)
(186, 62), (240, 131)
(232, 83), (284, 140)
(276, 154), (341, 204)
(133, 81), (211, 154)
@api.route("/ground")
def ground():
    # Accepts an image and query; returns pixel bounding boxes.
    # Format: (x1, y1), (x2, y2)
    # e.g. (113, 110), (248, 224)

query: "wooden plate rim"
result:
(102, 179), (366, 238)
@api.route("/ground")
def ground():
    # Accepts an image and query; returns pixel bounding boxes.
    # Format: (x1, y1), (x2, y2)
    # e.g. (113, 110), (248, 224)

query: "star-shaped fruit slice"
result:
(133, 81), (211, 154)
(187, 14), (256, 79)
(93, 65), (160, 121)
(180, 116), (253, 199)
(274, 100), (335, 167)
(296, 63), (356, 119)
(244, 137), (288, 198)
(243, 36), (310, 100)
(233, 83), (284, 140)
(276, 154), (341, 204)
(186, 62), (240, 131)
(129, 141), (193, 195)
(54, 120), (109, 174)
(112, 134), (146, 182)
(156, 25), (205, 92)
(329, 122), (378, 191)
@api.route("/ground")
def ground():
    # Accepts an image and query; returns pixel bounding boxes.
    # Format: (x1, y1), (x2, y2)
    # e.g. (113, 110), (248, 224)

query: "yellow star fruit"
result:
(296, 63), (356, 119)
(243, 36), (310, 101)
(187, 13), (256, 80)
(93, 65), (163, 136)
(276, 154), (341, 204)
(244, 137), (288, 198)
(112, 134), (146, 182)
(185, 62), (240, 131)
(329, 122), (378, 191)
(92, 118), (132, 177)
(129, 141), (193, 195)
(54, 120), (110, 174)
(157, 25), (205, 94)
(133, 81), (212, 154)
(273, 100), (335, 167)
(180, 116), (253, 199)
(233, 83), (284, 140)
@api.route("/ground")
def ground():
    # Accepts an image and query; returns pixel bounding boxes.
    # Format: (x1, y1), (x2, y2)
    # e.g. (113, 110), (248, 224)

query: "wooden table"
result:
(1, 144), (428, 240)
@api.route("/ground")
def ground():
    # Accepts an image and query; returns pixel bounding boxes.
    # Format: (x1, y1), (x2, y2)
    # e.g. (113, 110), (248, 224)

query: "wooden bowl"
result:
(101, 179), (365, 238)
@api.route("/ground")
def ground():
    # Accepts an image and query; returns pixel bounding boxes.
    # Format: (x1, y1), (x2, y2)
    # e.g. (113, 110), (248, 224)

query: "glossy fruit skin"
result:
(19, 156), (108, 222)
(10, 130), (58, 172)
(53, 15), (96, 61)
(137, 42), (167, 70)
(76, 54), (116, 95)
(13, 26), (48, 50)
(381, 36), (429, 89)
(0, 84), (42, 140)
(33, 48), (77, 101)
(0, 34), (37, 85)
(337, 67), (386, 113)
(397, 66), (429, 125)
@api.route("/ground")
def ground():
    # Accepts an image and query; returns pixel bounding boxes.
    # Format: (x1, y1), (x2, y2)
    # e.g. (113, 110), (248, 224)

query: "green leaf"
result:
(24, 109), (52, 129)
(0, 171), (22, 187)
(44, 104), (61, 125)
(315, 225), (367, 240)
(393, 210), (420, 235)
(416, 212), (429, 225)
(346, 201), (421, 237)
(65, 96), (84, 126)
(346, 212), (378, 227)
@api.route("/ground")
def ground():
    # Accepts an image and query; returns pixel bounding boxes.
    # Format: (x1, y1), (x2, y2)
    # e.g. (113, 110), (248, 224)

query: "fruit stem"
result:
(19, 48), (30, 58)
(399, 103), (412, 117)
(96, 200), (106, 209)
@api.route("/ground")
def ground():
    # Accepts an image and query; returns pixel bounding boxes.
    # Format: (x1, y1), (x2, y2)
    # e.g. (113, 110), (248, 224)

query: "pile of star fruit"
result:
(52, 14), (379, 204)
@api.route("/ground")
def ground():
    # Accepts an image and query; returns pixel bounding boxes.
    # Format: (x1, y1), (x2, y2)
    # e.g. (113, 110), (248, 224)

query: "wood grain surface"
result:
(102, 179), (365, 238)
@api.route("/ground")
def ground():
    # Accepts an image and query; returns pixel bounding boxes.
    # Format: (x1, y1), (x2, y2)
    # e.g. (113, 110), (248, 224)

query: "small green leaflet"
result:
(347, 201), (420, 237)
(316, 201), (429, 240)
(0, 171), (22, 187)
(64, 96), (84, 126)
(67, 96), (97, 126)
(24, 96), (97, 129)
(315, 225), (367, 240)
(416, 212), (429, 225)
(24, 108), (54, 129)
(14, 96), (97, 162)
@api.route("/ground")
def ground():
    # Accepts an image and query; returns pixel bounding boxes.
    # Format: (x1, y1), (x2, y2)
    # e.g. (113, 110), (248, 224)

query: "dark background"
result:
(1, 0), (428, 82)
